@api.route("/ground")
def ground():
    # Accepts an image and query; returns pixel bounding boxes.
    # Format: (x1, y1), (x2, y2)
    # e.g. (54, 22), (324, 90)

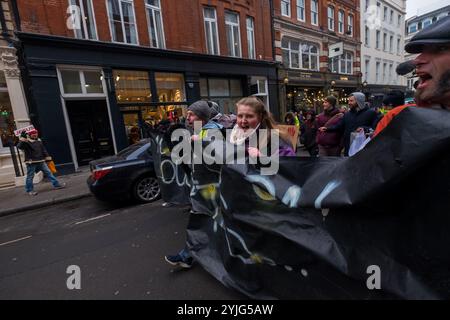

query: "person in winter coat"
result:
(229, 97), (296, 157)
(319, 92), (379, 156)
(316, 96), (344, 156)
(300, 110), (319, 157)
(17, 129), (65, 196)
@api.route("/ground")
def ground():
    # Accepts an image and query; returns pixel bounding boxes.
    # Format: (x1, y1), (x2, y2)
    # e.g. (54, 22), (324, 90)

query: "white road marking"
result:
(0, 235), (32, 247)
(74, 214), (111, 225)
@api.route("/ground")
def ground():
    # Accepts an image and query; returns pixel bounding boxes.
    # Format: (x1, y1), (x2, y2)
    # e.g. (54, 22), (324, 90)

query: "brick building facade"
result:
(274, 0), (361, 116)
(14, 0), (278, 172)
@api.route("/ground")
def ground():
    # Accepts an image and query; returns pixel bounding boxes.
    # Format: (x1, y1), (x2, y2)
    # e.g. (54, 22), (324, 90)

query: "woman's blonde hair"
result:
(236, 97), (277, 129)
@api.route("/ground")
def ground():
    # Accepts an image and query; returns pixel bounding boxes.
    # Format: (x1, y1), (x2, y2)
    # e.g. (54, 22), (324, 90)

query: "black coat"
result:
(327, 107), (379, 156)
(17, 139), (49, 163)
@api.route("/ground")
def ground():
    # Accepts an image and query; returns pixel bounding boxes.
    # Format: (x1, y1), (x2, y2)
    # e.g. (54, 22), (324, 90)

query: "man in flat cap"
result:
(406, 16), (450, 108)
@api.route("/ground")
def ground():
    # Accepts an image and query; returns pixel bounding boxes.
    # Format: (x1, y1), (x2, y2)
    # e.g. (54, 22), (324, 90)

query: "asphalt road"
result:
(0, 197), (245, 300)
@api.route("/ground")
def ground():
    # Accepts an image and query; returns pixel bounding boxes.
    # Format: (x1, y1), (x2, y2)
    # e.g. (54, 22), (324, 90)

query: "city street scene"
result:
(1, 0), (450, 302)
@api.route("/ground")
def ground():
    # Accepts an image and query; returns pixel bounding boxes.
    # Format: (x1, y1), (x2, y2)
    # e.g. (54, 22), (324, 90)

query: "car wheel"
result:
(133, 175), (161, 203)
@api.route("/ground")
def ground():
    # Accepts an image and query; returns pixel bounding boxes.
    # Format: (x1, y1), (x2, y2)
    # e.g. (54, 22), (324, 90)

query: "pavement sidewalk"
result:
(0, 169), (92, 217)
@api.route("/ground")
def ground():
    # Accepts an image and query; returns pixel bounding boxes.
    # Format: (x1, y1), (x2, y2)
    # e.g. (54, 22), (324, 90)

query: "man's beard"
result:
(415, 70), (450, 107)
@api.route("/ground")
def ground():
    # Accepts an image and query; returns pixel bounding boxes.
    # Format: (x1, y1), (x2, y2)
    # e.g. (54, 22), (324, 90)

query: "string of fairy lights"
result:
(286, 88), (350, 107)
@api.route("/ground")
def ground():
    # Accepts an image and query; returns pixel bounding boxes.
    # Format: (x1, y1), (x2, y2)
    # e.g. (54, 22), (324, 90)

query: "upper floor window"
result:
(107, 0), (138, 44)
(338, 10), (344, 34)
(397, 37), (401, 55)
(390, 10), (393, 24)
(328, 6), (335, 31)
(383, 33), (387, 51)
(383, 7), (387, 21)
(365, 26), (370, 46)
(246, 17), (256, 59)
(376, 30), (380, 49)
(408, 24), (417, 33)
(70, 0), (97, 40)
(281, 38), (319, 71)
(145, 0), (165, 48)
(423, 19), (432, 28)
(398, 14), (401, 27)
(389, 35), (393, 53)
(203, 7), (220, 55)
(311, 0), (319, 25)
(365, 0), (370, 12)
(225, 11), (242, 58)
(348, 14), (353, 36)
(281, 0), (291, 17)
(297, 0), (305, 21)
(331, 51), (353, 75)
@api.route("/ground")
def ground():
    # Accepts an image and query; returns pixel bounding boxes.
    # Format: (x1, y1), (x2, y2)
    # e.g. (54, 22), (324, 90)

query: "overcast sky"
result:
(406, 0), (448, 18)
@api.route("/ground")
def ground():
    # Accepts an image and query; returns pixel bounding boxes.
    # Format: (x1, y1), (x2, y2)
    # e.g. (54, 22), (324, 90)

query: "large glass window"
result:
(60, 70), (82, 94)
(246, 17), (256, 59)
(281, 0), (291, 17)
(338, 10), (344, 33)
(107, 0), (138, 44)
(311, 0), (318, 25)
(281, 38), (319, 71)
(113, 70), (151, 103)
(200, 77), (243, 114)
(70, 0), (97, 40)
(146, 0), (165, 48)
(225, 11), (242, 58)
(331, 51), (353, 74)
(328, 6), (335, 31)
(155, 73), (186, 103)
(203, 7), (220, 55)
(297, 0), (305, 21)
(0, 72), (15, 148)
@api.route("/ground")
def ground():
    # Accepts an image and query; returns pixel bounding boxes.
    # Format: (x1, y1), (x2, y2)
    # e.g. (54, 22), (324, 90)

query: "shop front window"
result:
(113, 70), (151, 103)
(200, 77), (243, 114)
(60, 70), (82, 94)
(155, 72), (186, 103)
(0, 72), (15, 148)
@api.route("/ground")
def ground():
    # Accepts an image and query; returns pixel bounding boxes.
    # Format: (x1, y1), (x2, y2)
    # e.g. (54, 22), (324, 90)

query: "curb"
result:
(0, 193), (93, 218)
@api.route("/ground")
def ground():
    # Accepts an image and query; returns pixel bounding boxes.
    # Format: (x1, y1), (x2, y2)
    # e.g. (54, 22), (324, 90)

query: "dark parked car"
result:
(87, 139), (160, 203)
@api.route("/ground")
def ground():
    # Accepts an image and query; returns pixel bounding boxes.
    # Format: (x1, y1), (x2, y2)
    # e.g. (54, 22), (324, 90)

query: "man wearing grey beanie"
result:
(319, 92), (379, 156)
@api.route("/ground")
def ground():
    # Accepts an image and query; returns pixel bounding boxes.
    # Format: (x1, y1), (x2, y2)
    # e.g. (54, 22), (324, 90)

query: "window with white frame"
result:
(383, 7), (387, 21)
(389, 63), (393, 83)
(281, 0), (291, 17)
(331, 51), (353, 74)
(364, 59), (370, 82)
(246, 16), (256, 59)
(311, 0), (318, 25)
(328, 6), (335, 31)
(377, 2), (381, 18)
(338, 10), (344, 33)
(383, 33), (387, 51)
(390, 9), (393, 24)
(365, 26), (370, 46)
(225, 11), (242, 58)
(297, 0), (305, 21)
(58, 68), (105, 96)
(398, 14), (401, 27)
(348, 14), (353, 36)
(397, 37), (401, 54)
(69, 0), (97, 40)
(383, 62), (387, 82)
(376, 61), (380, 83)
(203, 7), (220, 55)
(365, 0), (369, 12)
(389, 35), (393, 53)
(281, 38), (319, 71)
(375, 30), (380, 49)
(423, 19), (432, 28)
(408, 24), (417, 34)
(145, 0), (165, 49)
(107, 0), (138, 44)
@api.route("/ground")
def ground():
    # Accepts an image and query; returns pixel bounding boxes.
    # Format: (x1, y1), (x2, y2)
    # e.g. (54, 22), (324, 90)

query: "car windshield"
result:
(117, 140), (151, 159)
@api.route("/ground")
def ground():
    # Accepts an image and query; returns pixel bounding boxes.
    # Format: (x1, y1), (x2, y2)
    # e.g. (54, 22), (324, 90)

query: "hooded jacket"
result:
(327, 99), (379, 156)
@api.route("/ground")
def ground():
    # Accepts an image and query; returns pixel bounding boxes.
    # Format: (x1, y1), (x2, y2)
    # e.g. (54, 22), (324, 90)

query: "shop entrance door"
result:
(66, 100), (114, 166)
